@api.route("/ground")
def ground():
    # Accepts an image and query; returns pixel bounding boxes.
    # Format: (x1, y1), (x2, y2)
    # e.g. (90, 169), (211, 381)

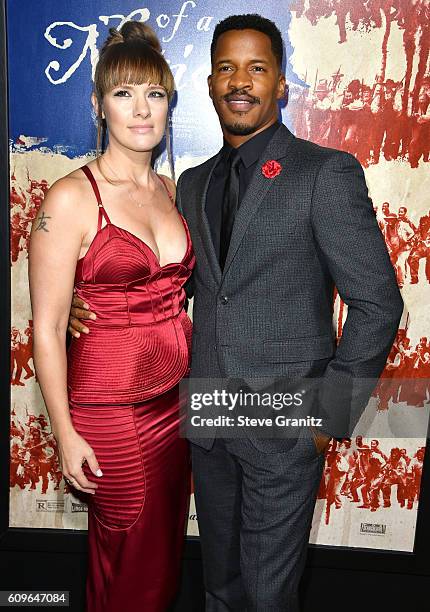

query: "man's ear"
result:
(207, 74), (213, 100)
(91, 92), (105, 119)
(277, 74), (287, 101)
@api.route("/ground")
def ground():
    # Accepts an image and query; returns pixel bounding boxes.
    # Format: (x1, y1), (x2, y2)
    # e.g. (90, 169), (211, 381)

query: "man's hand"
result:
(68, 293), (96, 338)
(310, 426), (331, 455)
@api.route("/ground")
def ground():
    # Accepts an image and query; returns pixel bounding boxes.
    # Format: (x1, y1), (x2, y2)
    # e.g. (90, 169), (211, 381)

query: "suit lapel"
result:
(197, 152), (223, 285)
(222, 124), (295, 277)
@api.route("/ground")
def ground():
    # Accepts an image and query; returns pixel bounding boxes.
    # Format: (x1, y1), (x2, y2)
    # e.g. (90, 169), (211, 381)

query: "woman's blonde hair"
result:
(94, 21), (175, 177)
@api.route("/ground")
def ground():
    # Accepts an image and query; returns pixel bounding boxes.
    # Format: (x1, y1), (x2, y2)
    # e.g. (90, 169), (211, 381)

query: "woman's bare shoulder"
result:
(43, 165), (95, 209)
(158, 174), (176, 198)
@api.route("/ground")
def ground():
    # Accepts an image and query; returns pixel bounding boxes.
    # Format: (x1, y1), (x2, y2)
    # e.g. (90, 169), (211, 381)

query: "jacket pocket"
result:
(263, 334), (335, 363)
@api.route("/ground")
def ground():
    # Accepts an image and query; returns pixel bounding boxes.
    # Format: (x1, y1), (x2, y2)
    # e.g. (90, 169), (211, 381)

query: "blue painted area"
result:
(7, 0), (297, 159)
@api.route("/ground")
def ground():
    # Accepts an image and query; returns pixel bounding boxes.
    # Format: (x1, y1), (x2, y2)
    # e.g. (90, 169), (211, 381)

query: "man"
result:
(70, 14), (402, 610)
(10, 327), (24, 386)
(324, 440), (350, 514)
(305, 78), (332, 146)
(381, 447), (408, 508)
(407, 446), (425, 509)
(10, 324), (34, 386)
(408, 209), (430, 284)
(350, 436), (371, 505)
(354, 85), (374, 166)
(395, 206), (416, 286)
(379, 202), (398, 250)
(360, 439), (387, 511)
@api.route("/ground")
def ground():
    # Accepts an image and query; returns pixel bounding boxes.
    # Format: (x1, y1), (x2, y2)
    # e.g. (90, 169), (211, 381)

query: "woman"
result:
(29, 22), (194, 612)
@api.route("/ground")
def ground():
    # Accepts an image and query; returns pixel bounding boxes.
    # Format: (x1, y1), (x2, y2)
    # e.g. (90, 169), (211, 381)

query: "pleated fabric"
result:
(70, 386), (190, 612)
(67, 215), (194, 405)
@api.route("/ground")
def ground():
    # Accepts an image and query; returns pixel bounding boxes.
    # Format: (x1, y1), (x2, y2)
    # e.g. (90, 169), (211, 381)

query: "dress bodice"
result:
(67, 165), (195, 404)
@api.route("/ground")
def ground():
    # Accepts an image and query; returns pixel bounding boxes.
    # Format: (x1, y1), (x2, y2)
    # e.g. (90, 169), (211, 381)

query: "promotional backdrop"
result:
(8, 0), (430, 551)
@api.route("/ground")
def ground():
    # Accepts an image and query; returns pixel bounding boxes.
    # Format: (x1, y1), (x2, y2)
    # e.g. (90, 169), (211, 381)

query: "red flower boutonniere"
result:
(261, 159), (282, 179)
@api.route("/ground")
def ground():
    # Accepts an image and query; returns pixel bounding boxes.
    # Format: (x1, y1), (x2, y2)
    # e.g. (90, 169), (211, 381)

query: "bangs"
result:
(95, 42), (175, 101)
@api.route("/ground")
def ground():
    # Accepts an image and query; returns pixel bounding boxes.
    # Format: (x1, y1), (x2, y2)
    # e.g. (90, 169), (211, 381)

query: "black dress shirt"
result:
(206, 122), (280, 260)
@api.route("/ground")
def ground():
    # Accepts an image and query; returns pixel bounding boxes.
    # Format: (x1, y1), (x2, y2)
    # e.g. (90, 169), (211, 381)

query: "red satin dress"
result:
(67, 165), (195, 612)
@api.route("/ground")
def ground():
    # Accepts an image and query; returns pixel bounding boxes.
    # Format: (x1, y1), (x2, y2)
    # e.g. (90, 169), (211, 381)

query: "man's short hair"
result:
(211, 14), (283, 69)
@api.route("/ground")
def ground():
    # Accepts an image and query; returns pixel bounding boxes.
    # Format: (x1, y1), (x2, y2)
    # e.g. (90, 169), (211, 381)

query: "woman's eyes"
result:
(149, 90), (167, 98)
(112, 89), (166, 98)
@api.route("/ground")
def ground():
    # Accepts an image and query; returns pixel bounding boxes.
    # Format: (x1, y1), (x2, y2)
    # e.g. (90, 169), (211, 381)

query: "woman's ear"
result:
(91, 92), (105, 119)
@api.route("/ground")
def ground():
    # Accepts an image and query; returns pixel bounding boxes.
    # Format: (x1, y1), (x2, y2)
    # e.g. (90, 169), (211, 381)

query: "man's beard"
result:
(224, 121), (259, 136)
(220, 89), (261, 136)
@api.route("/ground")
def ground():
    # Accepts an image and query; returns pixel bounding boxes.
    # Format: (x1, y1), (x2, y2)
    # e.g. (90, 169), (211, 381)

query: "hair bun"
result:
(118, 21), (161, 52)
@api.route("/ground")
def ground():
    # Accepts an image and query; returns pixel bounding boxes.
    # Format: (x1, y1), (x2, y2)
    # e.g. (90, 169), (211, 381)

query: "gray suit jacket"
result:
(177, 124), (403, 448)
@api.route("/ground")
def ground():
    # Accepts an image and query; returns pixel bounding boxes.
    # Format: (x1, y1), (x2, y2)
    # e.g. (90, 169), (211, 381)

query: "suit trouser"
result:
(191, 435), (325, 611)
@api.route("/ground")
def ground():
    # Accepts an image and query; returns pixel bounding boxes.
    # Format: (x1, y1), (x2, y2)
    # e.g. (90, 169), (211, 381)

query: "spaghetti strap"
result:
(81, 165), (111, 231)
(157, 175), (175, 204)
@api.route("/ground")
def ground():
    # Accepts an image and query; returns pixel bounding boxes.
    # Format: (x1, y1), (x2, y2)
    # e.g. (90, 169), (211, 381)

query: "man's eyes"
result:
(217, 65), (266, 73)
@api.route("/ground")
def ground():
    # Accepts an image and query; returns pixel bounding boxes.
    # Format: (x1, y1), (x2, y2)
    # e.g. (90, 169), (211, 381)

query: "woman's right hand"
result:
(68, 292), (96, 338)
(57, 428), (103, 494)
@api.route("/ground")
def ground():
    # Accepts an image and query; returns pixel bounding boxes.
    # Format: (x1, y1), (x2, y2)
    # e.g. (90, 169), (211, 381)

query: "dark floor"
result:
(0, 544), (427, 612)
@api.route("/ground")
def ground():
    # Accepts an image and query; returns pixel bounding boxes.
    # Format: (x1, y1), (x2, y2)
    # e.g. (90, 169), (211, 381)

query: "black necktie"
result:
(220, 149), (241, 270)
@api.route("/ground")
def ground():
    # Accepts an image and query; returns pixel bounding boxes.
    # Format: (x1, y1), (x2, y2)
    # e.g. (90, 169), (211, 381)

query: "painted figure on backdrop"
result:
(395, 206), (416, 287)
(10, 321), (34, 386)
(318, 439), (426, 519)
(29, 22), (194, 612)
(366, 204), (430, 288)
(407, 446), (425, 509)
(372, 321), (430, 412)
(292, 68), (430, 168)
(10, 174), (48, 264)
(322, 439), (350, 523)
(381, 447), (409, 508)
(408, 209), (430, 284)
(10, 410), (60, 493)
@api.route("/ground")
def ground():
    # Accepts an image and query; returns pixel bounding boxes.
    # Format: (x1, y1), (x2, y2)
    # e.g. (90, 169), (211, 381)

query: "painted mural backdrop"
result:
(8, 1), (430, 551)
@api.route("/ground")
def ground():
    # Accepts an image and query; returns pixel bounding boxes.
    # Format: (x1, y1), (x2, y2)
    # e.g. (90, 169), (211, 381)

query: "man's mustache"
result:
(222, 90), (261, 104)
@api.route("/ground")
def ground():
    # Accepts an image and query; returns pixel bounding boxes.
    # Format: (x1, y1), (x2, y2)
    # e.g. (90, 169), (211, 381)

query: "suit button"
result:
(213, 345), (217, 351)
(220, 295), (229, 304)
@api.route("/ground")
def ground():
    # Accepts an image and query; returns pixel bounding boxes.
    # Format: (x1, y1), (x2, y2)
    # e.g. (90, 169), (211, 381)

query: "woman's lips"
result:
(128, 126), (153, 133)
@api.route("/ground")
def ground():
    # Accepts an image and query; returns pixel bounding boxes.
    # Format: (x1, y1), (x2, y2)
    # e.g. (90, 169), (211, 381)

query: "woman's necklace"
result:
(101, 155), (153, 208)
